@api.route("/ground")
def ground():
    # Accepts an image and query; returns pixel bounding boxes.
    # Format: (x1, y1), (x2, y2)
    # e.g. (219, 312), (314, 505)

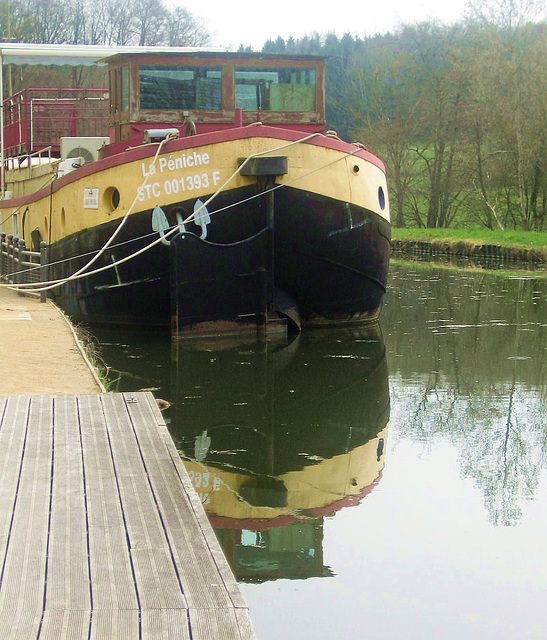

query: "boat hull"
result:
(45, 188), (389, 331)
(2, 127), (390, 333)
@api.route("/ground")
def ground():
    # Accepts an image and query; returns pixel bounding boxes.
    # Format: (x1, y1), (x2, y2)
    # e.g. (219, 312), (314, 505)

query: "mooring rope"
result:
(2, 132), (178, 292)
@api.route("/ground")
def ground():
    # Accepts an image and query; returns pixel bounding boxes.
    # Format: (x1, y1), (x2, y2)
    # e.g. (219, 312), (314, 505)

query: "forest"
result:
(1, 0), (546, 230)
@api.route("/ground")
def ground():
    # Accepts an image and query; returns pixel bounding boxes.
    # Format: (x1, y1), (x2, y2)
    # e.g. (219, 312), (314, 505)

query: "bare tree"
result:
(1, 0), (212, 46)
(163, 6), (211, 46)
(131, 0), (167, 46)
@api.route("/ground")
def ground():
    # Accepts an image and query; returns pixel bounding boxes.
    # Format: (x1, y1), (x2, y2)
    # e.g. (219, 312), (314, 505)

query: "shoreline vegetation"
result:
(391, 228), (547, 265)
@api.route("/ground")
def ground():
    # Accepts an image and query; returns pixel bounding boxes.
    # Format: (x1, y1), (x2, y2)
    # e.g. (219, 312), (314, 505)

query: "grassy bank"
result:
(391, 228), (547, 250)
(390, 228), (547, 263)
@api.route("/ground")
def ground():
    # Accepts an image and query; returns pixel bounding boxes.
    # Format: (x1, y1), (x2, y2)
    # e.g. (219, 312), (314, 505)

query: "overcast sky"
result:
(183, 0), (470, 50)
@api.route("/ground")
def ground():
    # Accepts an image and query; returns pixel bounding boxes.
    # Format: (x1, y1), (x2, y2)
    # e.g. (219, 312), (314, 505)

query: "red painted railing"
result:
(3, 87), (109, 157)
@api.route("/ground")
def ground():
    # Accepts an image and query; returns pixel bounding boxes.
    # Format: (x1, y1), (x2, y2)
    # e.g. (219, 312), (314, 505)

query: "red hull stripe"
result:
(4, 126), (385, 208)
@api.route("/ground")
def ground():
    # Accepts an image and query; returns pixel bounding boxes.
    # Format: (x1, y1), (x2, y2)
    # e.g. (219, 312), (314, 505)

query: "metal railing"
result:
(3, 146), (55, 182)
(3, 87), (109, 157)
(0, 233), (48, 302)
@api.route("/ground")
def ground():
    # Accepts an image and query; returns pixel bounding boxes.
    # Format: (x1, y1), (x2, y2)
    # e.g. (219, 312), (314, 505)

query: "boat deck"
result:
(0, 392), (255, 640)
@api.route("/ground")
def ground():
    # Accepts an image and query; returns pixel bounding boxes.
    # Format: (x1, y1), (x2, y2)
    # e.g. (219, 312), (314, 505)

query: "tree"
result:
(462, 0), (547, 230)
(0, 0), (211, 46)
(346, 16), (546, 231)
(26, 0), (70, 42)
(132, 0), (167, 46)
(163, 6), (210, 47)
(348, 24), (470, 228)
(348, 36), (421, 227)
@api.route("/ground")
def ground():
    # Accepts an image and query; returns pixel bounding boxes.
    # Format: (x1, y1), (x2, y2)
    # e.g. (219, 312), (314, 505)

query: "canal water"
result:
(94, 261), (547, 640)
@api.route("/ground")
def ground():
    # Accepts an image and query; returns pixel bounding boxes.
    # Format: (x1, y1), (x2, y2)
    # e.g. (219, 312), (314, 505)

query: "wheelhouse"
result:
(1, 48), (326, 164)
(104, 52), (326, 154)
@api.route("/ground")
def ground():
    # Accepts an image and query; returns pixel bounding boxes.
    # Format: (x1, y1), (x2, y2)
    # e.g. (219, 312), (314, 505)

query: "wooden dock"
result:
(0, 392), (256, 640)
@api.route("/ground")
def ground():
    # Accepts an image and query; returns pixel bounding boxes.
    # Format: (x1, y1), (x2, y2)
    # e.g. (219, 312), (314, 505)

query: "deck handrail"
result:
(0, 232), (48, 302)
(2, 86), (109, 158)
(4, 146), (55, 179)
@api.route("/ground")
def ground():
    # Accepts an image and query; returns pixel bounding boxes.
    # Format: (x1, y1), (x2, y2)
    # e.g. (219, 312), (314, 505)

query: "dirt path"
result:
(0, 286), (104, 396)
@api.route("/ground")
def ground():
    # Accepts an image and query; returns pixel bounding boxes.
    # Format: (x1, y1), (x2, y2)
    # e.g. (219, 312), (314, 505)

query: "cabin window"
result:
(139, 65), (222, 110)
(234, 67), (316, 112)
(121, 67), (130, 111)
(110, 68), (130, 113)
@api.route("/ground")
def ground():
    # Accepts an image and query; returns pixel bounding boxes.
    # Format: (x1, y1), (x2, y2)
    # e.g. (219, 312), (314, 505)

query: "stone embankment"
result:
(391, 238), (547, 264)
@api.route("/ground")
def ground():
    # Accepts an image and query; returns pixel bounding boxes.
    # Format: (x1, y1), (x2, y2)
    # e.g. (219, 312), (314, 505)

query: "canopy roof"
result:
(0, 43), (222, 67)
(0, 43), (325, 67)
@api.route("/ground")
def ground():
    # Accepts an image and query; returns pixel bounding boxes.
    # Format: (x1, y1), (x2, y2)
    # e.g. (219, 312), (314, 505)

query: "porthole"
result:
(103, 187), (121, 213)
(352, 163), (360, 174)
(378, 186), (386, 211)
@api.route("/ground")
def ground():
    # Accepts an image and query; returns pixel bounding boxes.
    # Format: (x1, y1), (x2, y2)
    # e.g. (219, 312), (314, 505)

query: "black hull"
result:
(48, 185), (390, 333)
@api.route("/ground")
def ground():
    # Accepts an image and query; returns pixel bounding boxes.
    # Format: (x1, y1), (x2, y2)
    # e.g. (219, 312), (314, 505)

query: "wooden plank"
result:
(0, 396), (8, 426)
(0, 396), (53, 613)
(39, 610), (91, 640)
(99, 393), (174, 551)
(0, 397), (42, 640)
(141, 609), (191, 639)
(189, 608), (251, 640)
(77, 394), (138, 611)
(125, 393), (241, 611)
(0, 396), (30, 554)
(0, 608), (42, 640)
(131, 547), (188, 610)
(171, 449), (251, 611)
(45, 395), (90, 611)
(99, 394), (188, 610)
(89, 610), (140, 640)
(136, 392), (249, 611)
(234, 608), (258, 640)
(0, 393), (255, 640)
(151, 396), (249, 610)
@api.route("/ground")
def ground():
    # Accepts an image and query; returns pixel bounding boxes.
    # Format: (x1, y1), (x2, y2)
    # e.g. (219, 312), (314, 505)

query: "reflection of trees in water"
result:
(461, 390), (544, 526)
(383, 262), (547, 526)
(391, 376), (544, 526)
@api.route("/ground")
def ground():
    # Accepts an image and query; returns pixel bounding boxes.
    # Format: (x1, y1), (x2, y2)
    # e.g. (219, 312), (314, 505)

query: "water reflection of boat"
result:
(170, 325), (389, 582)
